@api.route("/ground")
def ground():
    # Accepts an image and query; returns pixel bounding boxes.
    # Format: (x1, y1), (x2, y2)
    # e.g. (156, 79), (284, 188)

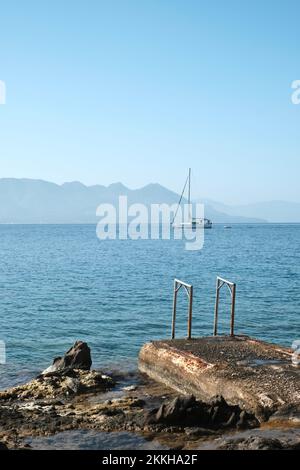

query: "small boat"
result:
(172, 168), (212, 229)
(224, 225), (232, 229)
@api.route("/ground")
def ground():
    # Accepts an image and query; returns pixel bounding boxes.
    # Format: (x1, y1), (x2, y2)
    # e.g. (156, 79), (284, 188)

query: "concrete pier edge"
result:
(139, 335), (300, 419)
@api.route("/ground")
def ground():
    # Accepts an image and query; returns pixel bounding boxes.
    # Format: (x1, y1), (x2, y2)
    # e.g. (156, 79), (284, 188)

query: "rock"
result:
(42, 341), (92, 374)
(218, 435), (284, 450)
(0, 369), (115, 402)
(64, 377), (80, 395)
(145, 394), (259, 430)
(0, 442), (8, 450)
(268, 403), (300, 423)
(289, 441), (300, 450)
(147, 395), (199, 426)
(79, 370), (115, 393)
(185, 427), (216, 437)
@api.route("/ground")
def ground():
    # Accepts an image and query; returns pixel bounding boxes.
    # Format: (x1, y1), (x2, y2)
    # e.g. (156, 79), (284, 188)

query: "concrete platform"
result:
(138, 335), (300, 417)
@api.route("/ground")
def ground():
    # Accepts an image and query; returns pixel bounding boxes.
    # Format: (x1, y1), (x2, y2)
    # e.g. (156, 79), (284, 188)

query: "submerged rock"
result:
(42, 341), (92, 374)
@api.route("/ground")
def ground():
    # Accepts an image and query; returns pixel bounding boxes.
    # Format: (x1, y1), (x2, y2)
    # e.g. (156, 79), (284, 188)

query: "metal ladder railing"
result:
(171, 276), (236, 340)
(213, 276), (236, 336)
(171, 279), (193, 339)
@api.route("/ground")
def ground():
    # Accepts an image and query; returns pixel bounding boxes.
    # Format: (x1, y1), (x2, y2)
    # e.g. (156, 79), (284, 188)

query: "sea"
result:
(0, 223), (299, 389)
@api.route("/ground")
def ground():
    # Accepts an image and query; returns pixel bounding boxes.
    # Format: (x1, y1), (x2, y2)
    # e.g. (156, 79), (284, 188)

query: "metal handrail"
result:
(172, 279), (193, 339)
(213, 276), (236, 336)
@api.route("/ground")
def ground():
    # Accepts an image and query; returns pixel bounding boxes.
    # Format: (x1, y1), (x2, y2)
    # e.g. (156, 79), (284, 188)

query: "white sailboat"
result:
(172, 168), (212, 229)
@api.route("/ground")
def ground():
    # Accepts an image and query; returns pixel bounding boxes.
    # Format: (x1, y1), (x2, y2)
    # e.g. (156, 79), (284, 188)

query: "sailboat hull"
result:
(173, 219), (213, 229)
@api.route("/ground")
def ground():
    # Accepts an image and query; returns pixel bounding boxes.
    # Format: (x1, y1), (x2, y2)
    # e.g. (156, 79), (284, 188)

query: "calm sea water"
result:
(0, 224), (299, 389)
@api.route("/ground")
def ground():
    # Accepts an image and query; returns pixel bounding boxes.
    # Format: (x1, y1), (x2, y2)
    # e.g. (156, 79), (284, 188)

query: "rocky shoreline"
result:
(0, 341), (299, 450)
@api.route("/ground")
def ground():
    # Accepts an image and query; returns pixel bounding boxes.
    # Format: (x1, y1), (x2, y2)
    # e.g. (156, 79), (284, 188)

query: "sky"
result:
(0, 0), (299, 204)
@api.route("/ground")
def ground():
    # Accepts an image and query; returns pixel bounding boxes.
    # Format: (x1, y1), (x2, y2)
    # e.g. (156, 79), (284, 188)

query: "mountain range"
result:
(199, 199), (300, 223)
(0, 178), (299, 224)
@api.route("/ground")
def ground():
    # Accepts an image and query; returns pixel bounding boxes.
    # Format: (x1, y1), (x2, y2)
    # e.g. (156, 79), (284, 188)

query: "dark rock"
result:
(43, 341), (92, 374)
(0, 442), (8, 450)
(255, 404), (274, 422)
(60, 368), (79, 378)
(145, 394), (259, 431)
(128, 399), (145, 408)
(268, 403), (300, 423)
(218, 435), (284, 450)
(185, 427), (216, 437)
(167, 396), (198, 425)
(146, 395), (200, 426)
(237, 410), (249, 429)
(289, 441), (300, 450)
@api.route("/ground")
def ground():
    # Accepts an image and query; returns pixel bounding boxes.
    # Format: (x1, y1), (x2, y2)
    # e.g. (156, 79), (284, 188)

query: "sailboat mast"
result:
(188, 168), (191, 220)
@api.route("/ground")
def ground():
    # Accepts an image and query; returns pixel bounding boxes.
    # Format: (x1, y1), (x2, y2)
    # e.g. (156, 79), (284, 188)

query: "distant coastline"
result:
(1, 178), (299, 224)
(2, 222), (300, 225)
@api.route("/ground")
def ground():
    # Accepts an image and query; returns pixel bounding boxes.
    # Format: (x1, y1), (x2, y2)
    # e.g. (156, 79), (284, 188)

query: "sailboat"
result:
(172, 168), (212, 229)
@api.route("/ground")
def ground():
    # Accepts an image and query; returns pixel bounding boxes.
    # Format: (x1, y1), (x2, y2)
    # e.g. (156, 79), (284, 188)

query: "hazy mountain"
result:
(201, 199), (300, 223)
(201, 205), (265, 224)
(0, 178), (268, 224)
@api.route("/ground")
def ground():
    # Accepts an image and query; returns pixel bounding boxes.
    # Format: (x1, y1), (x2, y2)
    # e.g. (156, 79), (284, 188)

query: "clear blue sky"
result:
(0, 0), (299, 204)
